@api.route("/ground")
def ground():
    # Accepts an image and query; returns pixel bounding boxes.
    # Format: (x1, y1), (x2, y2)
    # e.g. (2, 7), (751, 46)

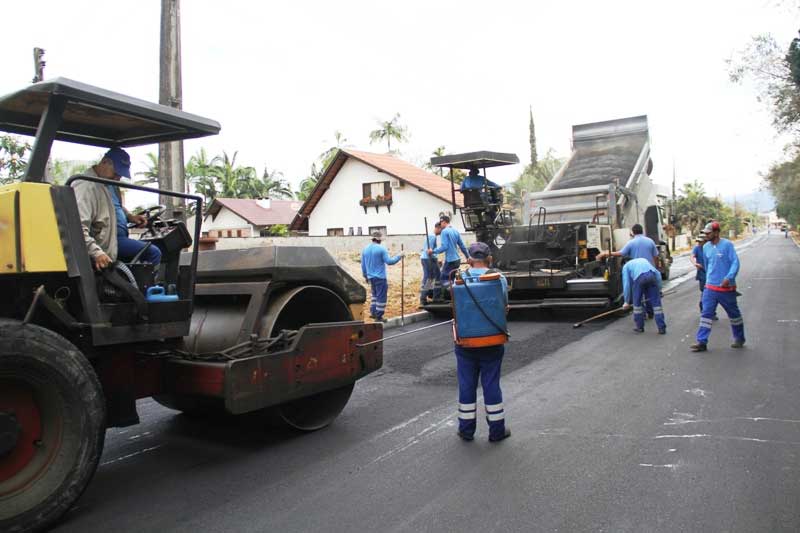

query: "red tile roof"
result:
(207, 198), (301, 226)
(290, 149), (463, 230)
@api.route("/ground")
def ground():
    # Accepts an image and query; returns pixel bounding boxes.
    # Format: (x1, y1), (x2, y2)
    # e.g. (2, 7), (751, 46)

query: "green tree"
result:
(0, 135), (31, 184)
(506, 149), (563, 215)
(529, 106), (538, 167)
(209, 151), (256, 198)
(296, 163), (323, 201)
(48, 159), (90, 185)
(268, 223), (289, 236)
(240, 165), (293, 199)
(186, 148), (217, 211)
(135, 152), (159, 186)
(765, 156), (800, 226)
(369, 113), (408, 152)
(319, 131), (348, 170)
(673, 180), (735, 236)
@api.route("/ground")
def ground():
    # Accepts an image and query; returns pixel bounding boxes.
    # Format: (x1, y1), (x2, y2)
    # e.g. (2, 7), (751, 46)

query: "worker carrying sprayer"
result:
(451, 241), (511, 443)
(691, 221), (745, 352)
(621, 257), (666, 334)
(362, 230), (403, 322)
(428, 215), (469, 299)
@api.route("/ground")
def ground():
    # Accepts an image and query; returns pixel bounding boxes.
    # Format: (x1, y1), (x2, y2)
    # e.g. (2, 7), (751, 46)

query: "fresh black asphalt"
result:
(54, 233), (800, 532)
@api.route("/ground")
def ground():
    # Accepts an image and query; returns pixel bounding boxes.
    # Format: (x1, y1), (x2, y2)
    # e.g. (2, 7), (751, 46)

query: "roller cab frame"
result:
(0, 78), (381, 532)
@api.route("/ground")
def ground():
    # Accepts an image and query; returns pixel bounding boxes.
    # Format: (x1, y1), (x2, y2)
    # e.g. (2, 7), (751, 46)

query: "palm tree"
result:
(369, 113), (408, 152)
(319, 131), (348, 170)
(208, 151), (256, 198)
(241, 165), (294, 199)
(135, 152), (159, 185)
(296, 163), (323, 201)
(427, 146), (447, 176)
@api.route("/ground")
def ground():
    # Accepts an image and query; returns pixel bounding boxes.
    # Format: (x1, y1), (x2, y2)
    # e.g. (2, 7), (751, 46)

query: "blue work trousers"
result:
(369, 277), (388, 319)
(632, 271), (665, 331)
(440, 260), (461, 298)
(697, 289), (744, 345)
(455, 344), (506, 440)
(118, 235), (162, 265)
(420, 257), (440, 303)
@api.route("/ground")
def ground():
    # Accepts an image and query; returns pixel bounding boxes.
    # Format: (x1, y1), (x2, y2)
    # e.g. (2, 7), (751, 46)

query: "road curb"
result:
(384, 310), (431, 330)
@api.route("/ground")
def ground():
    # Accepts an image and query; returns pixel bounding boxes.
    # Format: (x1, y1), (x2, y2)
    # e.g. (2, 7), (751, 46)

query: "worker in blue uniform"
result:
(428, 215), (469, 299)
(460, 168), (501, 191)
(420, 222), (442, 305)
(598, 223), (659, 317)
(361, 230), (403, 322)
(690, 234), (718, 320)
(104, 148), (162, 265)
(691, 221), (745, 352)
(621, 257), (666, 334)
(454, 241), (511, 443)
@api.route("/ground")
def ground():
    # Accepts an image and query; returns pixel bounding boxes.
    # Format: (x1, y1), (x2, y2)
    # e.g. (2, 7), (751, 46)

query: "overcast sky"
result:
(3, 0), (798, 205)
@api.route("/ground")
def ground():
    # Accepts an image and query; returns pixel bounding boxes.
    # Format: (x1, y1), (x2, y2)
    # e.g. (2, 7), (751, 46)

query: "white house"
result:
(290, 149), (464, 236)
(202, 198), (302, 238)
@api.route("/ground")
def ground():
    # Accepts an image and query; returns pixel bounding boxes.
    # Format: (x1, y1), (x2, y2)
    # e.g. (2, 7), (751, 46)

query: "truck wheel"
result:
(0, 320), (106, 533)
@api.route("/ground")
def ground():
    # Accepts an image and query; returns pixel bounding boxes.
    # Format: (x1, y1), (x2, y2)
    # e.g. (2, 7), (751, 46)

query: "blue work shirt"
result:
(691, 244), (706, 282)
(620, 234), (658, 264)
(107, 185), (128, 237)
(460, 173), (500, 191)
(361, 242), (401, 280)
(464, 267), (508, 306)
(702, 238), (739, 288)
(433, 226), (469, 263)
(421, 235), (437, 258)
(622, 258), (662, 304)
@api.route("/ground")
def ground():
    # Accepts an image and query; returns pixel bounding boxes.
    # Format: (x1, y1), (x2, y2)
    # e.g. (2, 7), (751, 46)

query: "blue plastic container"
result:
(146, 285), (179, 303)
(451, 271), (508, 347)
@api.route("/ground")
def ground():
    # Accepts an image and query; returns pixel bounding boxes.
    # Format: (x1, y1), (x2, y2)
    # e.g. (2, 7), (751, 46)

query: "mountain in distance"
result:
(722, 189), (775, 212)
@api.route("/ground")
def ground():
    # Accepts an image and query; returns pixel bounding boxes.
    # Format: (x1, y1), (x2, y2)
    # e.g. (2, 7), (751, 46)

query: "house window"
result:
(357, 227), (363, 236)
(368, 226), (387, 236)
(348, 227), (354, 236)
(362, 181), (391, 201)
(237, 229), (243, 237)
(327, 228), (344, 236)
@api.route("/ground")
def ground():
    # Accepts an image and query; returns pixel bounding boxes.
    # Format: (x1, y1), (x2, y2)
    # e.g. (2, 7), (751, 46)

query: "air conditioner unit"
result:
(390, 178), (403, 189)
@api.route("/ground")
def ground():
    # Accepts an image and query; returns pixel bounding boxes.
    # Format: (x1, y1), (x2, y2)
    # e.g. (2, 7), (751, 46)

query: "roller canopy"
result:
(0, 77), (220, 147)
(430, 151), (519, 169)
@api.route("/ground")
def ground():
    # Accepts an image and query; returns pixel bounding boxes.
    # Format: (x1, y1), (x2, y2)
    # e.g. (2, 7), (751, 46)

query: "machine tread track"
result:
(0, 319), (106, 533)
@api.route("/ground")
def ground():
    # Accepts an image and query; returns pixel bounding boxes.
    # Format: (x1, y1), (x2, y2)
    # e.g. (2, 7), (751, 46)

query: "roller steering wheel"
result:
(128, 205), (166, 229)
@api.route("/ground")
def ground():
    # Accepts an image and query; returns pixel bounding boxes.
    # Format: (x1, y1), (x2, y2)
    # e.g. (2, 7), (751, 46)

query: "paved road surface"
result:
(55, 233), (800, 532)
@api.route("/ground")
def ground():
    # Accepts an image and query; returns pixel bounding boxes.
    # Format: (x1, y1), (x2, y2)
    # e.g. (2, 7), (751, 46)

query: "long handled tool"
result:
(356, 319), (453, 347)
(572, 306), (626, 328)
(400, 243), (405, 327)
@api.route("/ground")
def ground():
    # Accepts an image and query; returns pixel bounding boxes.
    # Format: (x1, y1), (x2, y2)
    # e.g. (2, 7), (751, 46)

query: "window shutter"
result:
(384, 181), (391, 196)
(362, 183), (370, 198)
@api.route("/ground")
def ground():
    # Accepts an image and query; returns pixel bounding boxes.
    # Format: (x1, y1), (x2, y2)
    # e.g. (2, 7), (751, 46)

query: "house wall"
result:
(307, 159), (464, 236)
(208, 233), (476, 255)
(202, 208), (253, 237)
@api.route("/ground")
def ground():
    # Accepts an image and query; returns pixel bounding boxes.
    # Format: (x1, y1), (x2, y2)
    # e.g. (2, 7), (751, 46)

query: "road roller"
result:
(0, 78), (382, 532)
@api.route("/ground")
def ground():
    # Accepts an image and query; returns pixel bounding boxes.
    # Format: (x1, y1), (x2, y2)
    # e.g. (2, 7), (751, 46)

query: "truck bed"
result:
(552, 132), (647, 190)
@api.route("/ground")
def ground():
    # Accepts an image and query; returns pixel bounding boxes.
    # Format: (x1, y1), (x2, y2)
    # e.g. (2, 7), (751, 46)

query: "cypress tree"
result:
(529, 106), (538, 167)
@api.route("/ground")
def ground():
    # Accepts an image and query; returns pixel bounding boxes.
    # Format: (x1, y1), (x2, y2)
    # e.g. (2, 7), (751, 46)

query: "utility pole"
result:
(32, 48), (45, 82)
(671, 158), (676, 251)
(158, 0), (185, 218)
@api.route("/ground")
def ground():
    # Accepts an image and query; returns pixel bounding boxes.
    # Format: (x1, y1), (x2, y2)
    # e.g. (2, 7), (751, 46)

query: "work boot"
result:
(633, 327), (644, 333)
(690, 343), (707, 352)
(731, 340), (745, 348)
(457, 430), (474, 442)
(489, 427), (511, 443)
(658, 328), (666, 335)
(646, 313), (654, 320)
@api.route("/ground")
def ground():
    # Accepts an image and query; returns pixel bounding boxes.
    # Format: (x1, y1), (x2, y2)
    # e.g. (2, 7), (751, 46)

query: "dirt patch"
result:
(336, 250), (428, 320)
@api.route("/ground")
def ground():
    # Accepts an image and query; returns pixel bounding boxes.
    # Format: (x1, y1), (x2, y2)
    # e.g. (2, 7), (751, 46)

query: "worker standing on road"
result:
(621, 257), (666, 334)
(454, 242), (511, 443)
(361, 230), (403, 322)
(420, 222), (442, 306)
(690, 234), (718, 320)
(690, 221), (745, 352)
(597, 223), (660, 317)
(428, 215), (469, 299)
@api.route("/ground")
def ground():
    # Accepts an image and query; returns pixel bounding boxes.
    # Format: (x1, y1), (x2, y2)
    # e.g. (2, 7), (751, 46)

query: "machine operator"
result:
(71, 148), (161, 270)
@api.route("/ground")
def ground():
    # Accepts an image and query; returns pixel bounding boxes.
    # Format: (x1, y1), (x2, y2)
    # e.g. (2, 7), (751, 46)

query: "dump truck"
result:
(426, 115), (670, 312)
(0, 78), (382, 533)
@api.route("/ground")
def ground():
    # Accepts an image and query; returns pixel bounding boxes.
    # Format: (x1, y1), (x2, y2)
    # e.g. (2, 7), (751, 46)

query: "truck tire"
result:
(0, 320), (106, 533)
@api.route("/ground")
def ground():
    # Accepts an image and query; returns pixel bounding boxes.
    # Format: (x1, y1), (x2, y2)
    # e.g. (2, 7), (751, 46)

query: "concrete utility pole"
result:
(32, 47), (45, 82)
(158, 0), (185, 218)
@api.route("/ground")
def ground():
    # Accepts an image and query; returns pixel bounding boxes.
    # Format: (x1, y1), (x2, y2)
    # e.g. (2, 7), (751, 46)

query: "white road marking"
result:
(101, 444), (164, 466)
(684, 388), (709, 398)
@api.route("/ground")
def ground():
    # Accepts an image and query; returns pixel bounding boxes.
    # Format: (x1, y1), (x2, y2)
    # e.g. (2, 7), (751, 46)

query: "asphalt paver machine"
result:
(0, 78), (382, 532)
